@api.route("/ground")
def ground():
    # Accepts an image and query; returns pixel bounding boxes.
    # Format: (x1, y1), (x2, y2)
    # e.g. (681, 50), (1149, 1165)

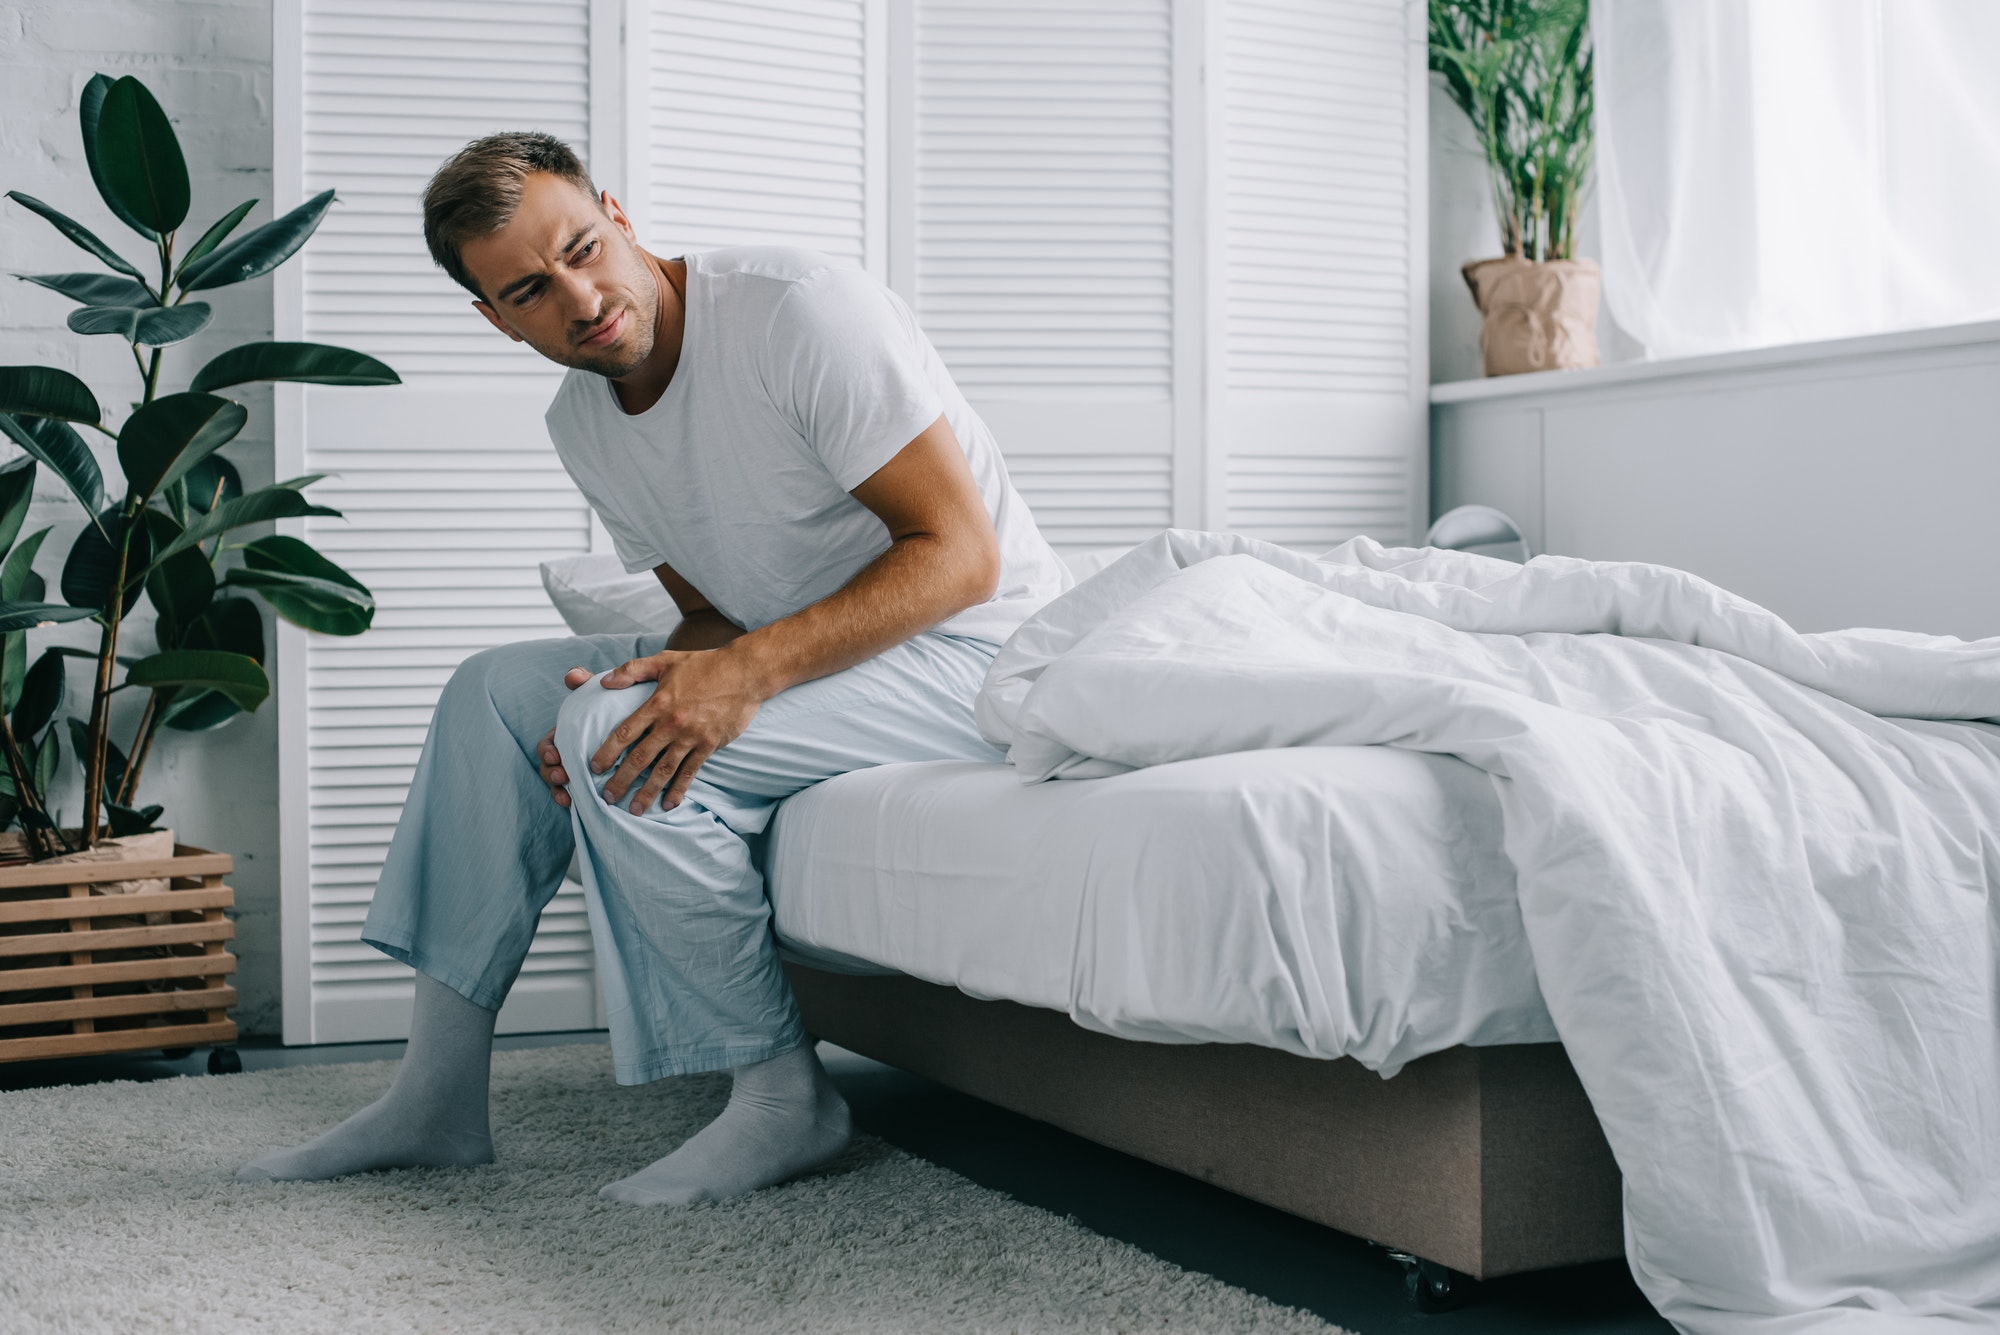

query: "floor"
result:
(2, 1033), (1670, 1335)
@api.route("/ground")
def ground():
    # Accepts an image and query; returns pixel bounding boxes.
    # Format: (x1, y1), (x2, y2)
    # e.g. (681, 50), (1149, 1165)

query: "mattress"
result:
(766, 747), (1558, 1076)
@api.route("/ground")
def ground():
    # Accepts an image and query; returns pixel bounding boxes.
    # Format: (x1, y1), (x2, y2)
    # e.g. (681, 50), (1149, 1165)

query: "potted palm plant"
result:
(0, 73), (394, 1069)
(1430, 0), (1599, 376)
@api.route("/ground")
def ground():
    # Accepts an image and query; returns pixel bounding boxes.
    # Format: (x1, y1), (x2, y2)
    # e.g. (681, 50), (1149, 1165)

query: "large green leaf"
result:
(149, 480), (339, 565)
(189, 342), (400, 394)
(0, 600), (95, 633)
(106, 801), (164, 837)
(61, 507), (150, 615)
(0, 635), (21, 716)
(91, 76), (189, 236)
(238, 535), (372, 635)
(30, 727), (59, 800)
(180, 189), (335, 292)
(1, 528), (50, 600)
(12, 647), (64, 741)
(158, 595), (261, 732)
(117, 392), (246, 502)
(182, 454), (242, 515)
(66, 302), (213, 347)
(0, 528), (47, 715)
(125, 649), (268, 713)
(0, 456), (34, 557)
(19, 272), (154, 306)
(4, 192), (145, 281)
(0, 414), (104, 514)
(159, 689), (238, 732)
(0, 366), (101, 425)
(65, 716), (129, 804)
(224, 567), (374, 636)
(78, 74), (147, 241)
(143, 509), (214, 648)
(174, 199), (257, 282)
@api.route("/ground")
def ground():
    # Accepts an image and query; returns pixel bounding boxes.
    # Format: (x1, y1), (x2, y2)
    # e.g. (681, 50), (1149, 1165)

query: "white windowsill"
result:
(1429, 317), (2000, 405)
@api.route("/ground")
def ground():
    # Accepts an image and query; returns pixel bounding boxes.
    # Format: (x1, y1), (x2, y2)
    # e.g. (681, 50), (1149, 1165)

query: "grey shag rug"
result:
(0, 1044), (1351, 1334)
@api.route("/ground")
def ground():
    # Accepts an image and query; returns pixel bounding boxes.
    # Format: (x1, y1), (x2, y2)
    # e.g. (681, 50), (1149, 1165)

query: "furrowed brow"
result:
(493, 228), (594, 303)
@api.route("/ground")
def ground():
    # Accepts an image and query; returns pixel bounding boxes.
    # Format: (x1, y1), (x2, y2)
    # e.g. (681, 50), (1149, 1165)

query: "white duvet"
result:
(976, 530), (2000, 1333)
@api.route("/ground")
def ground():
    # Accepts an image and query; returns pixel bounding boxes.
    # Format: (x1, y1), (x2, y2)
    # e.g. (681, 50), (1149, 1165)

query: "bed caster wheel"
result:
(159, 1047), (194, 1060)
(1388, 1251), (1477, 1313)
(207, 1046), (242, 1075)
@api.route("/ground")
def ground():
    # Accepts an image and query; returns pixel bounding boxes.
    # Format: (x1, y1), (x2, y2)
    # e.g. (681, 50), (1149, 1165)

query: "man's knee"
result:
(441, 638), (588, 728)
(554, 674), (655, 780)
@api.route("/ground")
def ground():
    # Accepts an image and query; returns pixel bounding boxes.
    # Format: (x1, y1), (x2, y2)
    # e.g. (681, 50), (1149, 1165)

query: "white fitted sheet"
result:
(766, 747), (1557, 1076)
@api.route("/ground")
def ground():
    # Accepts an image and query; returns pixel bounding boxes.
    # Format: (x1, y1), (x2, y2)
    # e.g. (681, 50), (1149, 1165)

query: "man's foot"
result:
(599, 1043), (852, 1206)
(236, 1095), (493, 1182)
(236, 972), (498, 1183)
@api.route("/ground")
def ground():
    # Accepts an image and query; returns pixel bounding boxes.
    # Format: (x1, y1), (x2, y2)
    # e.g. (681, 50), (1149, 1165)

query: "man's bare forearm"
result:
(718, 529), (996, 700)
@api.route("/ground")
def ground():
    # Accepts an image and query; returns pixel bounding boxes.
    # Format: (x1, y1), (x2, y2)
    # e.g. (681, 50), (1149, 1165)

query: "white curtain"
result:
(1592, 0), (2000, 360)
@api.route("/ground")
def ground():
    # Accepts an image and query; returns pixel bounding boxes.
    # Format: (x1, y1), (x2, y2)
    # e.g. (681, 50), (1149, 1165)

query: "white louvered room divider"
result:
(908, 0), (1179, 553)
(277, 0), (609, 1043)
(1219, 0), (1425, 549)
(638, 0), (879, 267)
(275, 0), (1423, 1043)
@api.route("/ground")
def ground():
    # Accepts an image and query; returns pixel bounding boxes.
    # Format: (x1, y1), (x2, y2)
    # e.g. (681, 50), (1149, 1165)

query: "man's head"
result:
(422, 131), (660, 377)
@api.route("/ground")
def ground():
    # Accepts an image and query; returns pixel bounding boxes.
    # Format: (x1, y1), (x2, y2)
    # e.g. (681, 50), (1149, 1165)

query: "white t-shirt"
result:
(543, 247), (1068, 646)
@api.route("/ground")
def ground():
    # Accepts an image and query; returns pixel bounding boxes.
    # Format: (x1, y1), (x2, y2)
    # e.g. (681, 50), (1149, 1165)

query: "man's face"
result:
(461, 173), (659, 378)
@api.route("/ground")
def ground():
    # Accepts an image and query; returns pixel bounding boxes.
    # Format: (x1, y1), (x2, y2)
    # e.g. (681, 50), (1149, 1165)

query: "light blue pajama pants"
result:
(360, 630), (1002, 1084)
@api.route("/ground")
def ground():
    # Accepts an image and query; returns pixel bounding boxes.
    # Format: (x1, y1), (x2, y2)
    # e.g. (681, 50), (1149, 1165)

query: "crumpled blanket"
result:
(976, 530), (2000, 1333)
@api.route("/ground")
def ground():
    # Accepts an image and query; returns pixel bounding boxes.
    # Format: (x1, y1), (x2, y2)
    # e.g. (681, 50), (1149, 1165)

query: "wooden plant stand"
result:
(0, 844), (238, 1067)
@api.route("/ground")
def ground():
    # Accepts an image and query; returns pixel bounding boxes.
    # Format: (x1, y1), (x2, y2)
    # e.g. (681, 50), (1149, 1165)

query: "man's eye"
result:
(575, 240), (598, 262)
(514, 284), (543, 306)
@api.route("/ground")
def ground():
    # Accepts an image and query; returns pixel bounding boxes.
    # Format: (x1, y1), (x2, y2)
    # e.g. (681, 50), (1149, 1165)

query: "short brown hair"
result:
(422, 131), (596, 298)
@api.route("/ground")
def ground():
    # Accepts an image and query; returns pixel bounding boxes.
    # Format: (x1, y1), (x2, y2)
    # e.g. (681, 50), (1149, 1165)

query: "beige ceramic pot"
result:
(1461, 255), (1601, 376)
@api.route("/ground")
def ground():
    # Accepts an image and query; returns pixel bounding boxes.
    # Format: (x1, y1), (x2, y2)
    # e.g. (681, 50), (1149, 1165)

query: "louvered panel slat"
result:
(1227, 453), (1410, 550)
(1009, 454), (1174, 550)
(1222, 0), (1410, 395)
(301, 0), (591, 384)
(915, 0), (1173, 400)
(647, 0), (869, 263)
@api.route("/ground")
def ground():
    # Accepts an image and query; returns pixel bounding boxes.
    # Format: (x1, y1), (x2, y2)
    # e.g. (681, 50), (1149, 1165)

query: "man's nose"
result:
(553, 271), (601, 325)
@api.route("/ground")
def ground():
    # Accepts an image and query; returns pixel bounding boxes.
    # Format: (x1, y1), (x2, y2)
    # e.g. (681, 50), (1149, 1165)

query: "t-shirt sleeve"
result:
(762, 267), (946, 491)
(600, 508), (665, 575)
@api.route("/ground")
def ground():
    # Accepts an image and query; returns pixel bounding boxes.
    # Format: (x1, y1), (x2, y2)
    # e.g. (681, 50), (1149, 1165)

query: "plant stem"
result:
(80, 525), (135, 849)
(143, 347), (162, 404)
(115, 690), (162, 808)
(0, 714), (54, 860)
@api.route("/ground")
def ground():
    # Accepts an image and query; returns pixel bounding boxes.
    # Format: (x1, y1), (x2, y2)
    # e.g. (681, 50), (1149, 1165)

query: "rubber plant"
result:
(0, 72), (395, 859)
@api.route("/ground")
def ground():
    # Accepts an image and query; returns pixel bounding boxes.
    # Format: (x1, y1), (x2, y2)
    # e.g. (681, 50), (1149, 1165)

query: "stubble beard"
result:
(542, 259), (661, 378)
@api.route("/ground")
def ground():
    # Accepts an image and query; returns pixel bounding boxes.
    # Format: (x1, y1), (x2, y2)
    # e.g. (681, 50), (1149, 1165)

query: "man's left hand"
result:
(590, 648), (767, 813)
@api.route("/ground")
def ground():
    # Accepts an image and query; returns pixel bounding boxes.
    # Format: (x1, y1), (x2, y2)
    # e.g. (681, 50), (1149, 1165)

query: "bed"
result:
(542, 550), (1627, 1305)
(764, 748), (1625, 1300)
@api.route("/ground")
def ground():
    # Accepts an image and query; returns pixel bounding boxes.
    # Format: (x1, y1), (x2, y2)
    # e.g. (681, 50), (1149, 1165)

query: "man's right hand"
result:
(537, 666), (597, 807)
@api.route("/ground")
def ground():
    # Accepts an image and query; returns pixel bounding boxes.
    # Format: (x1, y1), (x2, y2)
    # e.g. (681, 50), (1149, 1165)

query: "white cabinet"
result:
(1431, 323), (2000, 640)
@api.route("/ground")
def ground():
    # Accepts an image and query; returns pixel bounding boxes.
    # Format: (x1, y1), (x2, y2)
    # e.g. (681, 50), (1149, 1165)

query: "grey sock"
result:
(236, 972), (497, 1183)
(598, 1042), (852, 1207)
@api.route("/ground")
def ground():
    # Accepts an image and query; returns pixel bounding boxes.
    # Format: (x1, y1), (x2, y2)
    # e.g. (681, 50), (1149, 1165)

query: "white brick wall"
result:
(0, 0), (284, 1036)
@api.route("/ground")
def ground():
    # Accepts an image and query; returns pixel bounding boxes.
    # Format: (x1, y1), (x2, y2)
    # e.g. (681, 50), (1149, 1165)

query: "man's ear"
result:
(599, 189), (638, 242)
(472, 300), (525, 343)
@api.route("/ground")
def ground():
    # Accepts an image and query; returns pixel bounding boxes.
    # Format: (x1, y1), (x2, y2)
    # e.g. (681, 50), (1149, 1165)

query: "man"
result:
(238, 132), (1067, 1205)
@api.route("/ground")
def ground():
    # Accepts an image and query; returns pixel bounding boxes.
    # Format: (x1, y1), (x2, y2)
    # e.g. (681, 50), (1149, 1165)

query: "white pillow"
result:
(540, 554), (683, 637)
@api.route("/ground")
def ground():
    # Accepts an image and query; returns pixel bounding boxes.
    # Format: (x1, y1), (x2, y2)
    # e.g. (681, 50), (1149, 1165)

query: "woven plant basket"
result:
(0, 834), (236, 1063)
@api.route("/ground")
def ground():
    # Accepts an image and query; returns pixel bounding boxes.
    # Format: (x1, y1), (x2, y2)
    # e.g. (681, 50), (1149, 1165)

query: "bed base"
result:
(786, 964), (1624, 1283)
